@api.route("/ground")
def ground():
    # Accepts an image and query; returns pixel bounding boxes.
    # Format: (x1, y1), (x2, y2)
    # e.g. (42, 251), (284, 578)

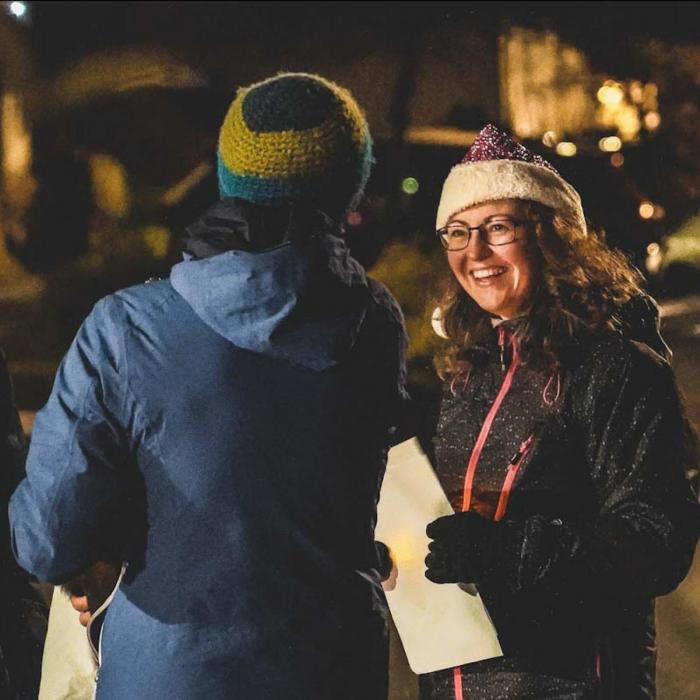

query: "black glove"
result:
(425, 511), (500, 584)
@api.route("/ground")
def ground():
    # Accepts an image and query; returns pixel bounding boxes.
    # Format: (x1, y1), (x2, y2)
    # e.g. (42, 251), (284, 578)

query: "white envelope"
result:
(376, 438), (503, 674)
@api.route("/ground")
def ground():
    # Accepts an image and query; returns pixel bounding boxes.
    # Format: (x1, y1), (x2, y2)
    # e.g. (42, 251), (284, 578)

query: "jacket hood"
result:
(170, 232), (370, 371)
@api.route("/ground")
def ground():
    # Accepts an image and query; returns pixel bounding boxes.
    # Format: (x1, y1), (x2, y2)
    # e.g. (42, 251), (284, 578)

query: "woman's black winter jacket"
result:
(421, 324), (700, 699)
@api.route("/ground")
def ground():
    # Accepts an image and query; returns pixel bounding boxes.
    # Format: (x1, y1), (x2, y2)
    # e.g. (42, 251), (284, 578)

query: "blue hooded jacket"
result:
(10, 216), (407, 699)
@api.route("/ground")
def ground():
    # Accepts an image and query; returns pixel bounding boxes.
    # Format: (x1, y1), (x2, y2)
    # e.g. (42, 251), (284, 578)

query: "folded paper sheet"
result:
(376, 438), (503, 674)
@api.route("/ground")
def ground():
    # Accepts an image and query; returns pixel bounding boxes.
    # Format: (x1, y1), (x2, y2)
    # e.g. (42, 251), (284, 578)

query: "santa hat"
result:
(436, 124), (587, 235)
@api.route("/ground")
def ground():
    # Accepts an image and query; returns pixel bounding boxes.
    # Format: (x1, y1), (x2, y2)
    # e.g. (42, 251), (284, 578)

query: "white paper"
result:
(39, 588), (96, 700)
(376, 438), (503, 674)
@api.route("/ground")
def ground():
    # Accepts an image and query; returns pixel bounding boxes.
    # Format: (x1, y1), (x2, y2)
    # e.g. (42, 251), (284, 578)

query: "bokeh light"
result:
(610, 153), (625, 168)
(597, 81), (625, 106)
(639, 202), (655, 219)
(599, 136), (622, 152)
(401, 177), (419, 195)
(555, 142), (577, 157)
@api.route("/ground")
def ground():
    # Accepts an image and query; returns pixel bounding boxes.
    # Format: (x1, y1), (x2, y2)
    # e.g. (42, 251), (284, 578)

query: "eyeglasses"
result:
(436, 217), (529, 251)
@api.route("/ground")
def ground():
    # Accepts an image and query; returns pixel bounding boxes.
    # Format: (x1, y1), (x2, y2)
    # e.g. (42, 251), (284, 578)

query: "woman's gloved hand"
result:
(425, 511), (499, 584)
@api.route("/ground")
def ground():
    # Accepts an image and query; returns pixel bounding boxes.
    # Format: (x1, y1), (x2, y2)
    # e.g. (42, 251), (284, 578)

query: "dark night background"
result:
(0, 3), (699, 698)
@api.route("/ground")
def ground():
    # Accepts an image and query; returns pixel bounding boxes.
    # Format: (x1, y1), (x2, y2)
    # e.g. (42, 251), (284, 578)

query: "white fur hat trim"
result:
(436, 159), (586, 235)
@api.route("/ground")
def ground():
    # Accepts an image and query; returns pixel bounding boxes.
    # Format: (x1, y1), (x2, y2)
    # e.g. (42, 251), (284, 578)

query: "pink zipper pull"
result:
(495, 432), (535, 521)
(543, 371), (561, 406)
(508, 434), (535, 466)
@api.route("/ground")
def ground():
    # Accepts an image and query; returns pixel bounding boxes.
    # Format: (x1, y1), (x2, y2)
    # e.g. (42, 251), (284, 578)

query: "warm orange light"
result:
(645, 242), (663, 274)
(610, 153), (625, 168)
(599, 136), (622, 152)
(2, 92), (31, 176)
(542, 131), (558, 148)
(597, 82), (624, 106)
(143, 226), (170, 259)
(88, 154), (129, 216)
(629, 81), (644, 104)
(644, 111), (661, 130)
(639, 202), (655, 219)
(346, 211), (363, 227)
(389, 535), (424, 566)
(555, 142), (577, 157)
(616, 105), (641, 141)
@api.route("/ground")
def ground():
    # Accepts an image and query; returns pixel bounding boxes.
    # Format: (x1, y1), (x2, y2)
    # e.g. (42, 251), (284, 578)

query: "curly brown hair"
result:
(435, 199), (644, 376)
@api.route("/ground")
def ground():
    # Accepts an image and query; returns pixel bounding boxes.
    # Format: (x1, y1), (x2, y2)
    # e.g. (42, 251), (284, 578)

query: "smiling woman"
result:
(433, 138), (649, 376)
(441, 200), (539, 321)
(413, 124), (700, 700)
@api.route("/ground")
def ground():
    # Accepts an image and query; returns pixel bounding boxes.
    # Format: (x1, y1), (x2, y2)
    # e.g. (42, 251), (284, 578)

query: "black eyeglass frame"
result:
(435, 217), (530, 251)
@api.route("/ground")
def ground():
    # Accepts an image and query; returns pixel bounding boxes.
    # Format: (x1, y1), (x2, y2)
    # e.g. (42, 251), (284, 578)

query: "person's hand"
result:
(382, 557), (399, 592)
(64, 560), (121, 627)
(375, 541), (398, 591)
(425, 511), (497, 584)
(70, 593), (93, 627)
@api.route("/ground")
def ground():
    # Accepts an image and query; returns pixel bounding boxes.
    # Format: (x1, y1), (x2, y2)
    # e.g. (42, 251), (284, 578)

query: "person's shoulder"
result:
(616, 291), (672, 362)
(99, 277), (182, 323)
(585, 332), (669, 373)
(111, 276), (177, 310)
(80, 278), (180, 342)
(569, 330), (673, 401)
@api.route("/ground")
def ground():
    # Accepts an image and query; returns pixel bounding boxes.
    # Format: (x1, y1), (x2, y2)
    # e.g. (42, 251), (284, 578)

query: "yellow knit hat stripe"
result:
(218, 84), (368, 179)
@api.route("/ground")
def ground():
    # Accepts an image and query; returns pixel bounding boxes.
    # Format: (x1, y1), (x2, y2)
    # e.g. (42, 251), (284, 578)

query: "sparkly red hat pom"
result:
(461, 124), (559, 175)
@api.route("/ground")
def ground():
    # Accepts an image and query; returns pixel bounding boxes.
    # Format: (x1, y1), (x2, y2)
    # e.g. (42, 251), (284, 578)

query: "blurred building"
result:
(0, 3), (696, 292)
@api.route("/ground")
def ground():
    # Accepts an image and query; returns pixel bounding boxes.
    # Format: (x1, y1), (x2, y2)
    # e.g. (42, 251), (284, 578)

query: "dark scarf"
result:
(182, 197), (342, 259)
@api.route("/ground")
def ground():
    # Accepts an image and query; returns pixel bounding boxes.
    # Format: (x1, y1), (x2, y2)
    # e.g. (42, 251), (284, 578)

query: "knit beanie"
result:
(436, 124), (587, 236)
(217, 72), (372, 218)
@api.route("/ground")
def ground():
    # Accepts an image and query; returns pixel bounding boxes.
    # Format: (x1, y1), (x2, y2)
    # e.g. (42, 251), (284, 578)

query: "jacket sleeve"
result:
(617, 292), (672, 363)
(9, 296), (130, 583)
(480, 340), (700, 613)
(366, 279), (410, 444)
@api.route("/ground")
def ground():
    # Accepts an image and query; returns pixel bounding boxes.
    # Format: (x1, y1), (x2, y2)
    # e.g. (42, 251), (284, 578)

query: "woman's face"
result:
(446, 199), (539, 319)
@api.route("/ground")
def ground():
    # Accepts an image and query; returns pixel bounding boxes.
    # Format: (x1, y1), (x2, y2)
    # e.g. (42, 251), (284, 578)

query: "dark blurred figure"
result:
(0, 352), (47, 699)
(6, 150), (92, 274)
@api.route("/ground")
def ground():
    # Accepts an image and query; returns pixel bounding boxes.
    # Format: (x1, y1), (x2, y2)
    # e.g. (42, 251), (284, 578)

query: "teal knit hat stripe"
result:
(217, 145), (373, 210)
